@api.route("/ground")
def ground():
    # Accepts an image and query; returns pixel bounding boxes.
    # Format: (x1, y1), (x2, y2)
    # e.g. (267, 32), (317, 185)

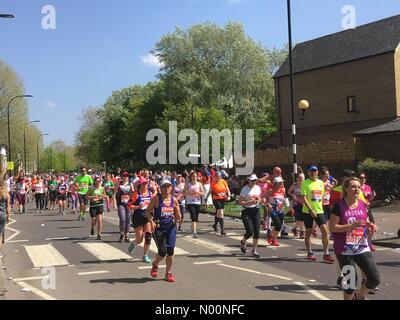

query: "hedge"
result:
(358, 158), (400, 201)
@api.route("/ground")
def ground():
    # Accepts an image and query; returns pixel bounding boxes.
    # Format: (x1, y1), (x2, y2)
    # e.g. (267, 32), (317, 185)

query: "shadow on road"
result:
(89, 277), (156, 284)
(377, 261), (400, 268)
(255, 284), (339, 294)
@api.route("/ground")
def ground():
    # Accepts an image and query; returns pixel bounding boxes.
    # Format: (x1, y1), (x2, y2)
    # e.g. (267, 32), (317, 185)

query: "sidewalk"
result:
(372, 200), (400, 239)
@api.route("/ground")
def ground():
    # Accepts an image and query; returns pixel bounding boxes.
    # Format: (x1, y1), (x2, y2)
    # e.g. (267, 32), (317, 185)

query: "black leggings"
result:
(241, 207), (260, 240)
(35, 193), (45, 210)
(271, 213), (284, 232)
(187, 204), (201, 222)
(336, 252), (380, 294)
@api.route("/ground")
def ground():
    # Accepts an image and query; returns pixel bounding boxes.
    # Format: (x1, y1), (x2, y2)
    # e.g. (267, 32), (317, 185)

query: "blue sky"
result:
(1, 0), (399, 146)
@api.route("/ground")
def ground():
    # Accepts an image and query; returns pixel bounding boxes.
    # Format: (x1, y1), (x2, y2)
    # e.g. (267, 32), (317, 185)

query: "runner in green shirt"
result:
(87, 176), (106, 240)
(74, 167), (94, 221)
(301, 165), (334, 264)
(48, 177), (58, 211)
(104, 175), (115, 212)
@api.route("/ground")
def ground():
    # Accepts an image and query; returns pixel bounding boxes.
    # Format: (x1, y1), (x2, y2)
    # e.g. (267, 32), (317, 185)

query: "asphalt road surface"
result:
(1, 201), (399, 300)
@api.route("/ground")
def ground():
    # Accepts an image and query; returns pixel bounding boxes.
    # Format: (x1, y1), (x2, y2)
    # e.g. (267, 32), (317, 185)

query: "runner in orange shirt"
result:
(210, 171), (231, 235)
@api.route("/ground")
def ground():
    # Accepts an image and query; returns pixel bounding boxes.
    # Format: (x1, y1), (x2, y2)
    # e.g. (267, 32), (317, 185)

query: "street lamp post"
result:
(286, 0), (298, 181)
(37, 133), (49, 173)
(7, 95), (33, 165)
(0, 14), (14, 19)
(24, 120), (40, 174)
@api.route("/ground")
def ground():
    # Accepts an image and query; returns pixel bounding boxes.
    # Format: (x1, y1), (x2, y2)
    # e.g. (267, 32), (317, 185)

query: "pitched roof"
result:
(274, 14), (400, 78)
(353, 118), (400, 136)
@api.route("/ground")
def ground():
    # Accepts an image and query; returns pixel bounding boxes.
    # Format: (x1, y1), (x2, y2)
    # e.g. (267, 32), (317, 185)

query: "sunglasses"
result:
(359, 176), (366, 179)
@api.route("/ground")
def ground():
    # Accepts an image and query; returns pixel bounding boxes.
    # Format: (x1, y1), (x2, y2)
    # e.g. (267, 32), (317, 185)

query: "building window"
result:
(347, 96), (357, 113)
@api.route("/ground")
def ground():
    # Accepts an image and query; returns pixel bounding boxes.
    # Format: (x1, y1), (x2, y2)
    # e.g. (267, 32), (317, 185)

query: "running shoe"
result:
(62, 211), (66, 216)
(165, 272), (175, 282)
(90, 228), (95, 236)
(36, 210), (39, 213)
(212, 224), (218, 232)
(240, 240), (246, 254)
(118, 234), (124, 243)
(97, 234), (102, 240)
(323, 254), (335, 264)
(267, 236), (274, 245)
(251, 250), (260, 258)
(177, 226), (183, 232)
(281, 230), (289, 237)
(307, 252), (317, 261)
(272, 239), (279, 247)
(151, 263), (158, 278)
(193, 233), (198, 239)
(128, 241), (135, 256)
(220, 231), (226, 235)
(143, 255), (151, 263)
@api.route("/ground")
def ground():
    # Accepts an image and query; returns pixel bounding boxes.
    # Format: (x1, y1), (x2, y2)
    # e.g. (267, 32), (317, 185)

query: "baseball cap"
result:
(308, 165), (318, 171)
(247, 174), (258, 181)
(160, 179), (172, 187)
(122, 171), (129, 176)
(139, 177), (148, 185)
(261, 172), (269, 177)
(273, 176), (284, 184)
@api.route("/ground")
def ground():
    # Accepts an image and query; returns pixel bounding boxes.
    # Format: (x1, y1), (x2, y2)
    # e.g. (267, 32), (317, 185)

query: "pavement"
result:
(0, 200), (399, 300)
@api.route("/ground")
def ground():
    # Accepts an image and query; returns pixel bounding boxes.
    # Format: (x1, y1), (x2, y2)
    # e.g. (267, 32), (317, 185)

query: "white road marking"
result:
(374, 247), (390, 251)
(7, 239), (29, 243)
(16, 281), (57, 300)
(24, 244), (69, 268)
(217, 263), (293, 281)
(13, 276), (49, 282)
(138, 265), (166, 270)
(45, 237), (72, 241)
(102, 216), (119, 221)
(5, 219), (21, 242)
(79, 242), (133, 261)
(182, 236), (236, 252)
(78, 270), (111, 276)
(294, 281), (330, 300)
(193, 260), (223, 265)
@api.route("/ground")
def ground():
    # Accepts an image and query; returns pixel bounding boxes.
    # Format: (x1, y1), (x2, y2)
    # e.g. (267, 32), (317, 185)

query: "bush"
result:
(358, 158), (400, 201)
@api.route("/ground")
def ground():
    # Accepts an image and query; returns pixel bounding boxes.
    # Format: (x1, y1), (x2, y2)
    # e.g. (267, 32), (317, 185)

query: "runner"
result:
(301, 165), (335, 263)
(201, 165), (213, 208)
(128, 176), (153, 263)
(57, 176), (69, 215)
(87, 176), (106, 240)
(69, 176), (78, 214)
(210, 171), (231, 235)
(321, 168), (335, 223)
(34, 177), (45, 213)
(115, 172), (134, 243)
(174, 175), (186, 232)
(267, 176), (287, 246)
(329, 177), (380, 300)
(16, 176), (27, 214)
(0, 179), (10, 253)
(357, 172), (376, 251)
(184, 172), (204, 239)
(48, 175), (58, 211)
(288, 172), (306, 238)
(238, 174), (262, 257)
(258, 173), (273, 233)
(74, 167), (94, 221)
(104, 174), (115, 213)
(145, 179), (181, 282)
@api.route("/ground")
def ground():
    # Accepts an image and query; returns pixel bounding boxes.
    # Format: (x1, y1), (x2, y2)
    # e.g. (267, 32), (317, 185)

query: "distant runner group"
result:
(0, 164), (380, 299)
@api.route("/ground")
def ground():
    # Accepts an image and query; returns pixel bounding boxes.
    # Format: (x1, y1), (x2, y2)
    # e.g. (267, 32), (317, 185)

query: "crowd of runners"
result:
(0, 164), (381, 299)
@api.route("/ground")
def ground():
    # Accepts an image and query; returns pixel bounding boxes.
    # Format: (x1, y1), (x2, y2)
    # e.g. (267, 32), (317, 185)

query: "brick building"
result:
(259, 15), (400, 154)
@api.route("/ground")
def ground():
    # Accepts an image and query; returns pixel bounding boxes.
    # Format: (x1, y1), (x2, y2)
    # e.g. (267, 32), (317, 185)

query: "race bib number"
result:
(311, 190), (322, 202)
(346, 228), (368, 248)
(140, 200), (150, 210)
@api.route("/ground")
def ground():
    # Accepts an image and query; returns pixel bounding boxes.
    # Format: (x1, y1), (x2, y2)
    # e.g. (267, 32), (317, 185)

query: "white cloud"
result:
(46, 99), (56, 108)
(140, 53), (165, 68)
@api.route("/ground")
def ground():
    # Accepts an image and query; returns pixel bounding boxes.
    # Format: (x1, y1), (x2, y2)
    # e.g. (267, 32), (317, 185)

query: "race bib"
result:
(140, 200), (150, 210)
(311, 190), (322, 202)
(346, 228), (368, 250)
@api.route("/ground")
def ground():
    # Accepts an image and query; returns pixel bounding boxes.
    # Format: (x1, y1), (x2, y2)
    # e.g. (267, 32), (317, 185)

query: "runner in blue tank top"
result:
(145, 179), (181, 282)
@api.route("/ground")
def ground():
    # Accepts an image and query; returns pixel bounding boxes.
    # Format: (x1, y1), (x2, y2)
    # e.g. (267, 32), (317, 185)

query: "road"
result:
(1, 201), (399, 300)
